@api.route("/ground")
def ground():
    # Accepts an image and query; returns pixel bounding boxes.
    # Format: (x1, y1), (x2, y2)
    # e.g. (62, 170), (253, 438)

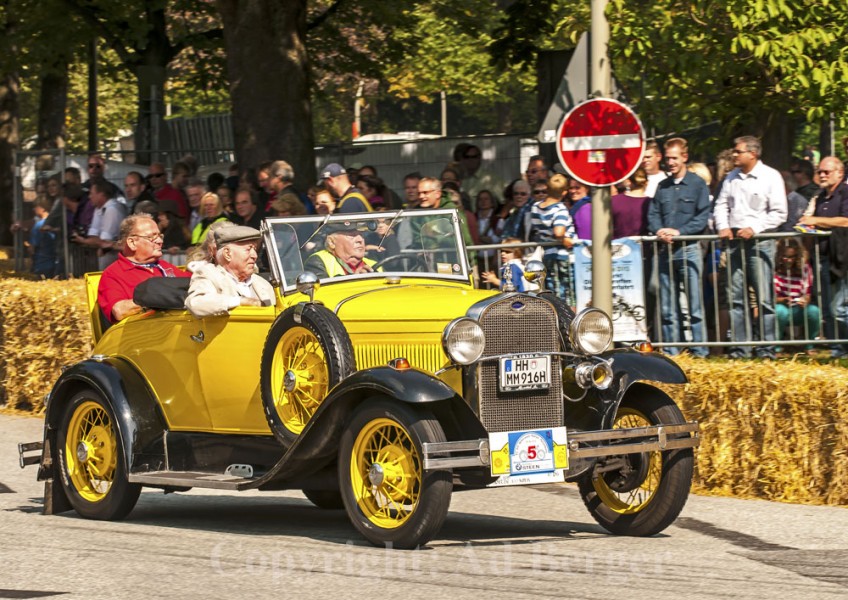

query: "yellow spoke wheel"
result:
(350, 417), (421, 529)
(592, 408), (661, 514)
(65, 400), (118, 502)
(261, 306), (356, 445)
(57, 391), (141, 520)
(270, 327), (329, 436)
(578, 388), (694, 537)
(339, 399), (452, 549)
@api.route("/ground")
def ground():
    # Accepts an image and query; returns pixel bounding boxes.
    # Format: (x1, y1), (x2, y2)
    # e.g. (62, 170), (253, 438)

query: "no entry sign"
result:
(556, 98), (645, 187)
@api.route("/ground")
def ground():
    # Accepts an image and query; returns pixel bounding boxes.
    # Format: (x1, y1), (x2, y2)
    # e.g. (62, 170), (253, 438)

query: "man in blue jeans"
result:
(647, 137), (711, 357)
(714, 135), (788, 359)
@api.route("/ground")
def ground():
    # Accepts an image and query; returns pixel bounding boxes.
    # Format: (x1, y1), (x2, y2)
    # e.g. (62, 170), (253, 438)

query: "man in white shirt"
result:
(713, 135), (788, 358)
(72, 180), (127, 270)
(643, 141), (667, 198)
(185, 225), (275, 317)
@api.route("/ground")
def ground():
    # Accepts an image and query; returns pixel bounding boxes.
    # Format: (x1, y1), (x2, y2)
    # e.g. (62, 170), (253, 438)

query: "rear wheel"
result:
(339, 399), (452, 549)
(261, 305), (355, 445)
(578, 389), (693, 536)
(57, 391), (141, 520)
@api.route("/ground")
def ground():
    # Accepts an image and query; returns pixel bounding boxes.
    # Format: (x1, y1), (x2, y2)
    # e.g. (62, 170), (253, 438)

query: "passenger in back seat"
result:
(98, 215), (191, 323)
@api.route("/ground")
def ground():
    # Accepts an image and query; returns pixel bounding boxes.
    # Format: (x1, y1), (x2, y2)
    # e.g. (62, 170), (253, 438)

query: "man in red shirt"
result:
(98, 214), (190, 323)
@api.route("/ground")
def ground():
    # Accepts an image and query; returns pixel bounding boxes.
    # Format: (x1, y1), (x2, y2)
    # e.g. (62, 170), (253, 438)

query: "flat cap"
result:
(320, 163), (346, 179)
(214, 224), (261, 246)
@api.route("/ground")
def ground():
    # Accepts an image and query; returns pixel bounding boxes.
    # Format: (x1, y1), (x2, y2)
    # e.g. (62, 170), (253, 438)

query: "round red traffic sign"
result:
(556, 98), (645, 187)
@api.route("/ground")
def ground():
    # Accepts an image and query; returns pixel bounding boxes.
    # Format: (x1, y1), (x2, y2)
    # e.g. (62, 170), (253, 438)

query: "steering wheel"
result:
(372, 253), (427, 272)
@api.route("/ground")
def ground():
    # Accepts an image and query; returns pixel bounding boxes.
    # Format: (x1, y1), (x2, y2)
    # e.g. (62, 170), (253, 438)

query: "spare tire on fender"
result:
(260, 304), (356, 445)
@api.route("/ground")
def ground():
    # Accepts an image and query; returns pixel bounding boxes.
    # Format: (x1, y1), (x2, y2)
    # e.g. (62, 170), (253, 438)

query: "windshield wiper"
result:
(377, 209), (405, 249)
(299, 213), (332, 251)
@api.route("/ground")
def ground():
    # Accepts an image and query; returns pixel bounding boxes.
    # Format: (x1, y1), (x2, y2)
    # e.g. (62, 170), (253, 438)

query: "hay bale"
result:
(0, 277), (91, 411)
(667, 355), (848, 506)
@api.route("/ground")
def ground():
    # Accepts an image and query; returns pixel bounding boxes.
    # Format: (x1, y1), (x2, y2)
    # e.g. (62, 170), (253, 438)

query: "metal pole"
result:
(354, 81), (364, 139)
(441, 91), (447, 137)
(590, 0), (613, 319)
(87, 39), (98, 152)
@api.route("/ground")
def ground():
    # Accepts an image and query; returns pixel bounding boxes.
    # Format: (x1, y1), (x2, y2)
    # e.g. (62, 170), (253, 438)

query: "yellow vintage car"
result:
(20, 208), (699, 549)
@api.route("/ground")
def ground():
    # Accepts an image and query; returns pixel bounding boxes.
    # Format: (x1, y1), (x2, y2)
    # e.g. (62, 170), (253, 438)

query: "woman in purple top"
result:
(611, 167), (651, 239)
(567, 178), (592, 239)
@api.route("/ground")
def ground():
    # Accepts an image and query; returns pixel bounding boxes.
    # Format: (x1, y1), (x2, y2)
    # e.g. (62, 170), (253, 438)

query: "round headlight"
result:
(569, 308), (613, 354)
(442, 318), (486, 365)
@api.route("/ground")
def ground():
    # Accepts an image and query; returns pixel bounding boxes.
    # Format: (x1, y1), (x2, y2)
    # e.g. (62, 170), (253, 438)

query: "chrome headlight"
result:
(569, 308), (613, 354)
(442, 318), (485, 365)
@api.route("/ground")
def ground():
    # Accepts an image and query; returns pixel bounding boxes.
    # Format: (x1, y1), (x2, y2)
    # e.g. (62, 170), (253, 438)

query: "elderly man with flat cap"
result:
(185, 225), (276, 317)
(304, 222), (378, 278)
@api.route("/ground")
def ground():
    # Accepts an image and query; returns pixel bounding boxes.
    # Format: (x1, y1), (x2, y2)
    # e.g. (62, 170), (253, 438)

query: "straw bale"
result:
(664, 355), (848, 506)
(0, 277), (91, 411)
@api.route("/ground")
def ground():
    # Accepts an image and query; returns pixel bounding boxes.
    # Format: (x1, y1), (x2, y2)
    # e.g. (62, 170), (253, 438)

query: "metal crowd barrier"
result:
(468, 231), (848, 354)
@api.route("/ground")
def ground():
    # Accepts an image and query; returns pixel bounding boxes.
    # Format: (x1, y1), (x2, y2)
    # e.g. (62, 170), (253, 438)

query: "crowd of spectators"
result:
(11, 135), (848, 357)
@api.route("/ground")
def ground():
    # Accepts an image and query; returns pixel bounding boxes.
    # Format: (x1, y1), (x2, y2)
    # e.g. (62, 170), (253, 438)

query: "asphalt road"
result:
(1, 412), (845, 600)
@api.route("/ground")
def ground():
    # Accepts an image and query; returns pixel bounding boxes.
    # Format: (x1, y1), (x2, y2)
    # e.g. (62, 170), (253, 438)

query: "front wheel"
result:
(578, 389), (694, 536)
(339, 399), (452, 549)
(56, 390), (141, 520)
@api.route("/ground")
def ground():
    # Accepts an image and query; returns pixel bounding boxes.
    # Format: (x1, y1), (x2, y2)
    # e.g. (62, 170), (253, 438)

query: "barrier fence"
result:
(469, 231), (848, 354)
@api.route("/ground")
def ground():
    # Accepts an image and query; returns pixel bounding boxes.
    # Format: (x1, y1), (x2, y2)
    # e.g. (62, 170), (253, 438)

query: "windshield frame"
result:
(261, 208), (472, 294)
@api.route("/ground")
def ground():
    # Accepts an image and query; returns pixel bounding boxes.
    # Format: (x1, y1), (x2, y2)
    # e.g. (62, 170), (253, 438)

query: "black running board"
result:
(128, 471), (256, 490)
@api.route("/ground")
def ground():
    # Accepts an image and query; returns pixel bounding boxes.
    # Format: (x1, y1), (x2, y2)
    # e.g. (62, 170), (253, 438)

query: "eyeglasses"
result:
(818, 169), (834, 176)
(149, 172), (165, 178)
(88, 163), (103, 169)
(731, 149), (751, 155)
(418, 189), (439, 195)
(132, 233), (164, 243)
(533, 189), (547, 195)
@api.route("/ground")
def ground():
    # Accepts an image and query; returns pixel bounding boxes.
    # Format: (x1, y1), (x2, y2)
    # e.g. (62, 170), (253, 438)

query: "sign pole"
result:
(590, 0), (613, 322)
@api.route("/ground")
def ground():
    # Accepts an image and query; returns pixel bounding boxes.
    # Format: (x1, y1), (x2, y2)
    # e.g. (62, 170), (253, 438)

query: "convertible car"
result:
(20, 208), (700, 549)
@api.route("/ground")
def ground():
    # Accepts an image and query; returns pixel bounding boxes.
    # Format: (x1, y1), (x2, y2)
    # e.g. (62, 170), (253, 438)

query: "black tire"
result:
(339, 399), (452, 549)
(578, 388), (694, 536)
(302, 488), (345, 510)
(56, 390), (141, 520)
(261, 304), (356, 445)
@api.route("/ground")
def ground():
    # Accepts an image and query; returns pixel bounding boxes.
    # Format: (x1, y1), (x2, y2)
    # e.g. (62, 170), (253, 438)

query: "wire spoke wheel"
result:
(261, 305), (355, 445)
(577, 386), (694, 536)
(592, 408), (662, 514)
(351, 417), (421, 528)
(339, 399), (452, 549)
(65, 401), (117, 502)
(57, 391), (141, 520)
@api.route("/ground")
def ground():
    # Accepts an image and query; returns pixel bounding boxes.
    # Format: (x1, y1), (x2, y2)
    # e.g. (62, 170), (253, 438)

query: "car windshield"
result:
(262, 209), (471, 292)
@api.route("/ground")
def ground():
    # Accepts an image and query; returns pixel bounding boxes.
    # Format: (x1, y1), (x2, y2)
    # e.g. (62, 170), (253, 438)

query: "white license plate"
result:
(498, 355), (551, 392)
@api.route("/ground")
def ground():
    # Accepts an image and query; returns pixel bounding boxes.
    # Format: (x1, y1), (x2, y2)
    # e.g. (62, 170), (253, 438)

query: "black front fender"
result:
(251, 366), (477, 490)
(43, 357), (168, 478)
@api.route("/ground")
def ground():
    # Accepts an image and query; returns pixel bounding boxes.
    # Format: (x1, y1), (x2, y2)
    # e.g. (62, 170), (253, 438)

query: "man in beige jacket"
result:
(185, 225), (275, 318)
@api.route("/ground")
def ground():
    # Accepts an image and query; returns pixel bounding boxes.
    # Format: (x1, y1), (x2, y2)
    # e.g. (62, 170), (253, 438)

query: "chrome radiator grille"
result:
(477, 296), (562, 432)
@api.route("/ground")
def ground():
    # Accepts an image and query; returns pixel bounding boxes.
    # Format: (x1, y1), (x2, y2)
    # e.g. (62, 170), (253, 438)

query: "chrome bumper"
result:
(421, 422), (700, 470)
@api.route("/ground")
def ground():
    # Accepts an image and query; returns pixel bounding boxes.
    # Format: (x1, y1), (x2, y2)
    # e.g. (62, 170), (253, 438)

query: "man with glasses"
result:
(714, 135), (788, 359)
(97, 215), (190, 324)
(149, 162), (189, 218)
(797, 156), (848, 357)
(416, 176), (474, 248)
(525, 156), (549, 187)
(186, 225), (274, 317)
(501, 180), (533, 240)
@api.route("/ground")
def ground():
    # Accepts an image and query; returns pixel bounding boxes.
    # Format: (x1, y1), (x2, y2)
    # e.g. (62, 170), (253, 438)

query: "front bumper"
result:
(421, 422), (700, 470)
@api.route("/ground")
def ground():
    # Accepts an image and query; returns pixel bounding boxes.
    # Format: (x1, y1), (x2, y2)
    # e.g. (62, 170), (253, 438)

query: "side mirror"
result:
(296, 271), (320, 302)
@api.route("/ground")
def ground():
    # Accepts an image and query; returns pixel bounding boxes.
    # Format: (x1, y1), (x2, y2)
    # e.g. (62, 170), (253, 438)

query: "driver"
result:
(304, 222), (378, 277)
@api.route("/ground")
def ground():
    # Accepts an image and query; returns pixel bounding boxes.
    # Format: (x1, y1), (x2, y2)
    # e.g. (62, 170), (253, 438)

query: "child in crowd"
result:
(481, 238), (539, 292)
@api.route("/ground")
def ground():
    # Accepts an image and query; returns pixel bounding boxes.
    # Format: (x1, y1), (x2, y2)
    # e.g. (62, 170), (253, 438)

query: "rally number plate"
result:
(488, 427), (568, 487)
(499, 355), (551, 392)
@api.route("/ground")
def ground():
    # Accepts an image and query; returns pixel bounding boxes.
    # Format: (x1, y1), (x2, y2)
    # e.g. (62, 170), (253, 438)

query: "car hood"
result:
(318, 282), (498, 329)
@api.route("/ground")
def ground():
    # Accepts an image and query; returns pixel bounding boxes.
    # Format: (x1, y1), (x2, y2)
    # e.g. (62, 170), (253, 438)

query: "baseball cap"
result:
(320, 163), (346, 179)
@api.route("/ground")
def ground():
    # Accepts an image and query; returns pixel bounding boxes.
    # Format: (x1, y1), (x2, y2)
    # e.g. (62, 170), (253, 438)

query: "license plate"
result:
(488, 427), (568, 486)
(499, 355), (551, 392)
